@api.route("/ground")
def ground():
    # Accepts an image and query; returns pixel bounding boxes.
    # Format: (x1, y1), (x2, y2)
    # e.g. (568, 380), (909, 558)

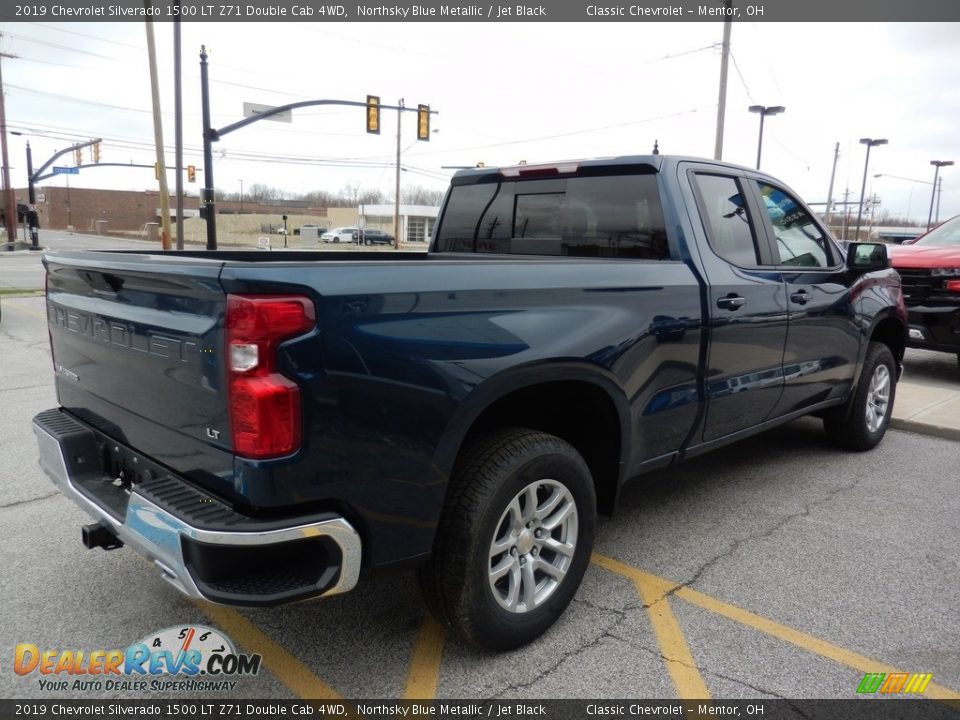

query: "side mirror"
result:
(846, 242), (890, 273)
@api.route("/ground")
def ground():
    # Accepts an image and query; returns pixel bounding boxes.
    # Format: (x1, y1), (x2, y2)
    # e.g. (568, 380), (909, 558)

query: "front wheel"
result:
(419, 429), (596, 650)
(823, 342), (897, 451)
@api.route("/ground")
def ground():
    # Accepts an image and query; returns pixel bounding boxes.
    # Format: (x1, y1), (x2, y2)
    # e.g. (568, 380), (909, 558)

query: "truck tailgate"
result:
(44, 251), (234, 497)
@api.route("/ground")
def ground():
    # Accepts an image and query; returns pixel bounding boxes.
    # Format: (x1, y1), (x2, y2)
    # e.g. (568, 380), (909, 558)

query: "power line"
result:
(728, 50), (755, 104)
(405, 107), (707, 158)
(28, 22), (142, 49)
(0, 32), (121, 60)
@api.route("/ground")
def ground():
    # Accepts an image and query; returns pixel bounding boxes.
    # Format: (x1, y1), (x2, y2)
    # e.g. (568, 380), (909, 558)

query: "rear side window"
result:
(692, 174), (762, 267)
(434, 174), (670, 260)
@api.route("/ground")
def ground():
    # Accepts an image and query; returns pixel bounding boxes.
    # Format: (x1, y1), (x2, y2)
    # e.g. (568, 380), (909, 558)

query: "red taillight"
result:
(226, 294), (315, 459)
(946, 280), (960, 293)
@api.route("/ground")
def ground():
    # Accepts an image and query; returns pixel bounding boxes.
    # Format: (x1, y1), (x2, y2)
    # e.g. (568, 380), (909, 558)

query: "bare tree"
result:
(246, 183), (281, 202)
(401, 184), (445, 206)
(299, 189), (338, 207)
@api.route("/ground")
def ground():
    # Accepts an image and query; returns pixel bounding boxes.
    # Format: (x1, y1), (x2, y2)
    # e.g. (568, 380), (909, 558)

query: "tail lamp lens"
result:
(225, 295), (315, 459)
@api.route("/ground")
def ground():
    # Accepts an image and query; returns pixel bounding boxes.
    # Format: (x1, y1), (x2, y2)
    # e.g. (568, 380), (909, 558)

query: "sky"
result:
(2, 20), (959, 223)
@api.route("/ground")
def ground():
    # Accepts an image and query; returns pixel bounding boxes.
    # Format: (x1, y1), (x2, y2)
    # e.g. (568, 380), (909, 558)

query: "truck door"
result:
(685, 169), (789, 441)
(747, 179), (861, 414)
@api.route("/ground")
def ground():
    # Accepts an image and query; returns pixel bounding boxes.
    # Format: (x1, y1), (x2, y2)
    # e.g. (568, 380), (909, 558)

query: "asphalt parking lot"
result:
(1, 291), (958, 706)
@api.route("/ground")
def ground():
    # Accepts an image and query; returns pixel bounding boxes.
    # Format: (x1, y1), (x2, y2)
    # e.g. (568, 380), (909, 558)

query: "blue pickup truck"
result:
(33, 156), (906, 650)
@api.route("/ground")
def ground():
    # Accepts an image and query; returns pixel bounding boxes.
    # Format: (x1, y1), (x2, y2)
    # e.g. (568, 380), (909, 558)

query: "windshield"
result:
(916, 215), (960, 246)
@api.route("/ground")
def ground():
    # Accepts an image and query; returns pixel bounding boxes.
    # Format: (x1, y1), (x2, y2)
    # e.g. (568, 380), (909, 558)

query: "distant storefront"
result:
(360, 204), (439, 243)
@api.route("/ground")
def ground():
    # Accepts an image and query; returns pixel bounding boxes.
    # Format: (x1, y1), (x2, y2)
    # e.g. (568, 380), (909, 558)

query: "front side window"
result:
(433, 173), (670, 260)
(755, 182), (833, 268)
(693, 174), (761, 267)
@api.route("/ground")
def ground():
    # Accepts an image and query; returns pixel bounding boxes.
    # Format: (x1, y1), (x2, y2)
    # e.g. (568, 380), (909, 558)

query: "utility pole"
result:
(0, 47), (17, 247)
(394, 98), (403, 250)
(174, 18), (184, 250)
(824, 142), (839, 224)
(144, 13), (172, 250)
(841, 189), (852, 241)
(713, 4), (732, 161)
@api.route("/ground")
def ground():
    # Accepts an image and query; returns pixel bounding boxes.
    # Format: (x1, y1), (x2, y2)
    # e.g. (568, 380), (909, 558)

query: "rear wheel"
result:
(823, 342), (896, 451)
(419, 429), (596, 650)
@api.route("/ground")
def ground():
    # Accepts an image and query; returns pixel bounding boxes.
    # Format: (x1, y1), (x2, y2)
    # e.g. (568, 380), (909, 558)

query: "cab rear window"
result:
(434, 174), (670, 260)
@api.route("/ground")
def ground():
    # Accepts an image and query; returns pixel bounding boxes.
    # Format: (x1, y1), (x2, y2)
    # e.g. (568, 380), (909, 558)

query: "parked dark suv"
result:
(359, 229), (395, 245)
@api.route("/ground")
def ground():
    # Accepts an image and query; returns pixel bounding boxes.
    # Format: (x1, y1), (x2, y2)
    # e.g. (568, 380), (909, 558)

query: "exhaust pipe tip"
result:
(81, 522), (123, 551)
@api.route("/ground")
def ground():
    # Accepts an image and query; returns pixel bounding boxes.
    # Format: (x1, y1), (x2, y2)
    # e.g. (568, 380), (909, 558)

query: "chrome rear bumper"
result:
(33, 409), (362, 606)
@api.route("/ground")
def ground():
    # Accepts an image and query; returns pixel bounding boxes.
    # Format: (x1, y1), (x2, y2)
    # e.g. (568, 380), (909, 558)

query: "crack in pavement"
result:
(0, 490), (60, 510)
(490, 603), (638, 697)
(0, 382), (53, 393)
(641, 476), (866, 611)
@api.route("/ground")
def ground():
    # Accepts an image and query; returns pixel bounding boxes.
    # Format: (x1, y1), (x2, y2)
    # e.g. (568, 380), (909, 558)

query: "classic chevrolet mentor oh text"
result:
(34, 156), (906, 649)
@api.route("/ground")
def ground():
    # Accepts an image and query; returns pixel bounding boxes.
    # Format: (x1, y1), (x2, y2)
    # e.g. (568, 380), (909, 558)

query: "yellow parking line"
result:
(673, 585), (960, 702)
(593, 554), (710, 699)
(592, 553), (960, 702)
(198, 603), (344, 700)
(403, 612), (445, 699)
(3, 299), (47, 320)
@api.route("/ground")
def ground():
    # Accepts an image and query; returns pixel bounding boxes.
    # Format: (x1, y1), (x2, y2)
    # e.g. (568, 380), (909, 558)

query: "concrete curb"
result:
(890, 417), (960, 443)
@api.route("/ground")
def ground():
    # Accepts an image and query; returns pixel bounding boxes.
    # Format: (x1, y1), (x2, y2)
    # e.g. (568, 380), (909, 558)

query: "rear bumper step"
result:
(32, 408), (362, 607)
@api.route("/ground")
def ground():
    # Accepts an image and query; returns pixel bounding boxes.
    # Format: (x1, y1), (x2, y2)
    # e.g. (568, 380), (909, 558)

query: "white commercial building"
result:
(359, 204), (439, 243)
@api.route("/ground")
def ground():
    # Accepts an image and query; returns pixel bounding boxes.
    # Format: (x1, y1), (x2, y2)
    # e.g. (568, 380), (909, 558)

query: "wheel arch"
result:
(869, 313), (906, 368)
(435, 364), (631, 516)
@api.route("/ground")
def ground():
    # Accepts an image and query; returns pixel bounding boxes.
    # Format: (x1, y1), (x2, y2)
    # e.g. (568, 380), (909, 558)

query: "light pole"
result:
(239, 179), (243, 214)
(748, 105), (784, 169)
(854, 138), (888, 241)
(927, 160), (953, 230)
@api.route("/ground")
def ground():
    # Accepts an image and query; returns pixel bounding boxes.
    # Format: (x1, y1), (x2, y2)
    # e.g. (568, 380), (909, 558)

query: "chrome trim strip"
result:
(33, 420), (362, 602)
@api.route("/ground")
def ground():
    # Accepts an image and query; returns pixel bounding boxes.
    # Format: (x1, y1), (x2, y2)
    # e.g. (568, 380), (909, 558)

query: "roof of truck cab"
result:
(449, 155), (761, 184)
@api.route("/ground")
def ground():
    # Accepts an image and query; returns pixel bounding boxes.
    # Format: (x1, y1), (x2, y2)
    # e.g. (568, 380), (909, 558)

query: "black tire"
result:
(419, 429), (596, 651)
(823, 342), (897, 451)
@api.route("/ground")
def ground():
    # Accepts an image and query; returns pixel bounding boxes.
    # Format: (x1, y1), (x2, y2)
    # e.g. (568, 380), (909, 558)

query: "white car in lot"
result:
(321, 227), (359, 244)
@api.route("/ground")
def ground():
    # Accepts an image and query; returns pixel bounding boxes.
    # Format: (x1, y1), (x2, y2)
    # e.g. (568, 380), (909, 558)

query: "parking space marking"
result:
(198, 603), (344, 700)
(592, 554), (710, 699)
(403, 612), (446, 699)
(592, 553), (960, 702)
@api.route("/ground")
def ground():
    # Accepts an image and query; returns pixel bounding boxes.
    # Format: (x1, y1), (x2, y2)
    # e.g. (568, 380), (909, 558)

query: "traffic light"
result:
(416, 105), (430, 141)
(366, 95), (380, 135)
(74, 148), (82, 165)
(187, 165), (196, 183)
(92, 142), (100, 163)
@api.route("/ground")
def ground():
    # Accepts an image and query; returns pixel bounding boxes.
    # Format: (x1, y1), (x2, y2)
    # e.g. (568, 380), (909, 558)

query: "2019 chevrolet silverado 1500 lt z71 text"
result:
(33, 156), (906, 650)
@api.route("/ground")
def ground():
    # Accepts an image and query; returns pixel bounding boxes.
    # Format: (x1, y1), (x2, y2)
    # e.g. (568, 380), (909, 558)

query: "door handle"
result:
(790, 290), (810, 305)
(716, 294), (746, 310)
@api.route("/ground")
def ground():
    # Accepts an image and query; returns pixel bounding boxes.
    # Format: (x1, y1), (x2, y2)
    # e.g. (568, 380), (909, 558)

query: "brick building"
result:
(16, 186), (329, 233)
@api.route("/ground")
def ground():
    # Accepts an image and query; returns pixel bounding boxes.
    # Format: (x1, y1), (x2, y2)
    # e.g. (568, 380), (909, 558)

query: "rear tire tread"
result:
(419, 428), (594, 650)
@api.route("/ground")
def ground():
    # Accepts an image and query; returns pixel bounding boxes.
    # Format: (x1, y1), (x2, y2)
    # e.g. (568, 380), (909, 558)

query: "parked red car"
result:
(889, 215), (960, 366)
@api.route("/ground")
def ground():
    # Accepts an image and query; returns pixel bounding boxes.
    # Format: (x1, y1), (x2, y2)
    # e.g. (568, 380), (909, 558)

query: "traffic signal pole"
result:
(26, 142), (34, 204)
(200, 45), (217, 250)
(199, 48), (435, 250)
